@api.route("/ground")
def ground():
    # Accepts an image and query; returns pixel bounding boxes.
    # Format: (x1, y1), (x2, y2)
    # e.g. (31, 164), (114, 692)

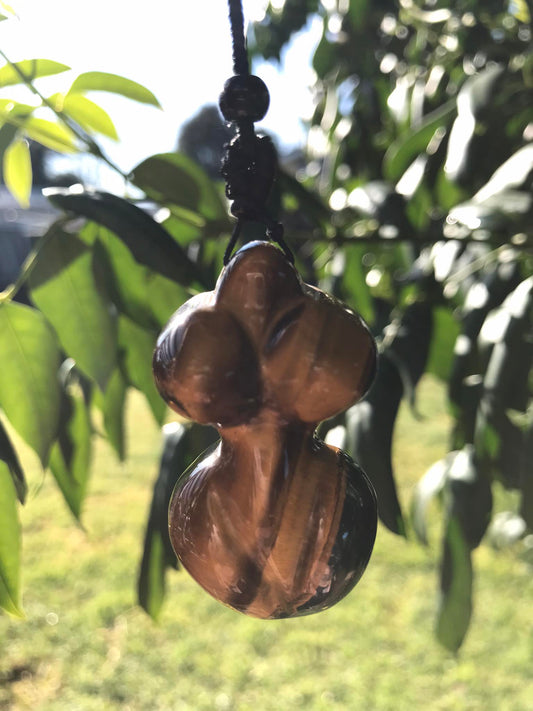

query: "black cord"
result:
(228, 0), (250, 75)
(222, 0), (294, 266)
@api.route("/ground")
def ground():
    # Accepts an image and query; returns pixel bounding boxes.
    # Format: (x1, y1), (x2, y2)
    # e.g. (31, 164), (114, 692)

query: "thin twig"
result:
(0, 49), (128, 179)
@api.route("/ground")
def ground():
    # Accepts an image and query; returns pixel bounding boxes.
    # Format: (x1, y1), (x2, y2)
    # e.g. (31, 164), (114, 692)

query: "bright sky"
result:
(0, 0), (320, 183)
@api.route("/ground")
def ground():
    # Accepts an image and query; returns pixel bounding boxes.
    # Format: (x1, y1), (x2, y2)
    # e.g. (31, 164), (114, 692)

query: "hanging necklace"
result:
(151, 0), (378, 619)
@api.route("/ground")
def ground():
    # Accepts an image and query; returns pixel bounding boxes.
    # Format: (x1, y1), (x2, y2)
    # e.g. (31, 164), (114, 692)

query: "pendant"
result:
(153, 240), (378, 618)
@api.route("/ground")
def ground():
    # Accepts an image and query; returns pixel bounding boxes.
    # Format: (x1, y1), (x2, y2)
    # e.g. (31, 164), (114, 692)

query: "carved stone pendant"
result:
(153, 241), (378, 618)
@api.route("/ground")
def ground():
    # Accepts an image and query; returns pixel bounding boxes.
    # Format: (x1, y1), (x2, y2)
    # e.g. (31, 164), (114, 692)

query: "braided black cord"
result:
(222, 0), (294, 265)
(228, 0), (250, 75)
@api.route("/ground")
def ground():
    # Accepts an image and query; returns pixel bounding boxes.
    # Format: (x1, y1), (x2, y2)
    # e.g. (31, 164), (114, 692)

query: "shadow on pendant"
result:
(169, 432), (377, 620)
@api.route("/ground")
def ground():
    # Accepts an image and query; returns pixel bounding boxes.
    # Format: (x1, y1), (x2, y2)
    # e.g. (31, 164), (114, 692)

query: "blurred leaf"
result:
(44, 187), (207, 288)
(411, 457), (448, 545)
(49, 382), (92, 521)
(426, 307), (460, 381)
(0, 462), (23, 617)
(131, 153), (227, 221)
(384, 300), (434, 404)
(436, 516), (473, 653)
(118, 316), (166, 425)
(349, 0), (370, 25)
(23, 117), (78, 153)
(101, 367), (127, 462)
(343, 247), (374, 324)
(0, 59), (70, 87)
(473, 144), (533, 202)
(139, 422), (218, 619)
(28, 228), (117, 390)
(384, 100), (455, 181)
(68, 71), (160, 107)
(446, 445), (492, 550)
(279, 169), (331, 230)
(312, 26), (338, 77)
(0, 420), (26, 504)
(345, 355), (406, 535)
(0, 302), (61, 465)
(3, 136), (31, 207)
(448, 190), (533, 236)
(520, 420), (533, 528)
(138, 423), (186, 619)
(59, 93), (118, 140)
(444, 66), (505, 183)
(0, 122), (18, 161)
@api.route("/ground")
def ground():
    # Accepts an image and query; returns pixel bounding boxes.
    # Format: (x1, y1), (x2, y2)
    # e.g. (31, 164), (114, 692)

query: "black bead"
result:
(219, 74), (270, 122)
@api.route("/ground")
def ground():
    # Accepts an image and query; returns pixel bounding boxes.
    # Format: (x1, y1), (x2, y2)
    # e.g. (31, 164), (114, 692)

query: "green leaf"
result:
(92, 225), (188, 331)
(60, 93), (118, 140)
(0, 59), (70, 88)
(49, 382), (92, 521)
(436, 516), (473, 653)
(519, 420), (533, 529)
(68, 71), (160, 107)
(0, 462), (23, 617)
(384, 100), (456, 182)
(28, 228), (117, 390)
(343, 247), (374, 324)
(0, 123), (18, 162)
(426, 307), (460, 381)
(0, 302), (61, 465)
(345, 355), (406, 536)
(23, 117), (78, 153)
(0, 419), (26, 504)
(446, 446), (492, 550)
(44, 187), (208, 288)
(131, 153), (227, 221)
(138, 423), (186, 620)
(101, 367), (127, 462)
(411, 458), (448, 546)
(444, 66), (505, 183)
(118, 317), (166, 425)
(3, 137), (31, 207)
(138, 422), (219, 620)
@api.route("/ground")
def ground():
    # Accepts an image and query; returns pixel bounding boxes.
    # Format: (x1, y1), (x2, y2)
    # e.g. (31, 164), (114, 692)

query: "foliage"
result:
(0, 0), (531, 654)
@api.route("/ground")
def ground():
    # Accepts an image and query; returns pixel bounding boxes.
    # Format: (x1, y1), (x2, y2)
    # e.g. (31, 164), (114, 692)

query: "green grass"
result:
(1, 378), (532, 711)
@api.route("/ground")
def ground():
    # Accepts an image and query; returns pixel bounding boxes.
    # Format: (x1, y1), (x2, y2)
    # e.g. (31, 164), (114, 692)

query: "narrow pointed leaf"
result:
(61, 93), (118, 140)
(101, 367), (127, 461)
(3, 137), (32, 207)
(28, 229), (117, 389)
(411, 457), (448, 545)
(49, 386), (92, 521)
(138, 423), (187, 620)
(345, 355), (406, 535)
(23, 117), (78, 153)
(44, 188), (208, 288)
(0, 462), (23, 616)
(68, 71), (160, 107)
(0, 420), (26, 504)
(0, 59), (70, 88)
(426, 307), (460, 381)
(131, 152), (227, 221)
(446, 446), (492, 550)
(384, 100), (456, 181)
(436, 516), (473, 653)
(118, 316), (165, 425)
(0, 302), (61, 465)
(138, 422), (219, 619)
